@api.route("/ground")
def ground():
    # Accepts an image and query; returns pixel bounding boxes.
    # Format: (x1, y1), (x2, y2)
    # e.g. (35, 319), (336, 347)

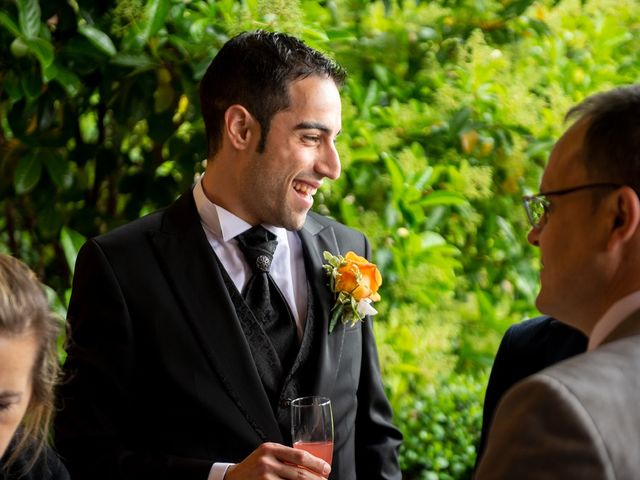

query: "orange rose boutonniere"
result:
(322, 251), (382, 333)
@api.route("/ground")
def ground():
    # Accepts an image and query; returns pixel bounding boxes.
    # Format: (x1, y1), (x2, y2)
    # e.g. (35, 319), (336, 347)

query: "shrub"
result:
(397, 373), (486, 480)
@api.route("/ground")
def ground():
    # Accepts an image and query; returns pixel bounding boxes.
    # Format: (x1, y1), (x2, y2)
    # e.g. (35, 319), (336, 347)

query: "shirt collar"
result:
(193, 176), (289, 244)
(588, 290), (640, 351)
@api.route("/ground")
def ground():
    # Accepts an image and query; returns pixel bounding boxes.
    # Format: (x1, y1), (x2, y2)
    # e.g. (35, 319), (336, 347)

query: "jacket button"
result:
(280, 398), (291, 408)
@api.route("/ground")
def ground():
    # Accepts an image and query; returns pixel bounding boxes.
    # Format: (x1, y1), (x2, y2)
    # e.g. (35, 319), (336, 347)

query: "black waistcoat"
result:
(216, 258), (319, 445)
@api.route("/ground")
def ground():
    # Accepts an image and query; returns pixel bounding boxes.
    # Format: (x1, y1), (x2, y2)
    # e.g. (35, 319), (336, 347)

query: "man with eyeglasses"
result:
(475, 84), (640, 479)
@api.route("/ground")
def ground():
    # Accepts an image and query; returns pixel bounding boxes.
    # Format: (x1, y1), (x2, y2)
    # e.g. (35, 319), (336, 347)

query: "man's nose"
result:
(527, 226), (541, 246)
(316, 142), (341, 180)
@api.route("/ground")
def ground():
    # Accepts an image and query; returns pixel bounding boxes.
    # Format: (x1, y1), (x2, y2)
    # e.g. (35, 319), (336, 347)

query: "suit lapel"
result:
(299, 215), (346, 397)
(148, 191), (282, 442)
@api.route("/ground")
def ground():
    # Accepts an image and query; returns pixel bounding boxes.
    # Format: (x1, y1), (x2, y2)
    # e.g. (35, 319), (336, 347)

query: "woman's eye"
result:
(0, 396), (20, 412)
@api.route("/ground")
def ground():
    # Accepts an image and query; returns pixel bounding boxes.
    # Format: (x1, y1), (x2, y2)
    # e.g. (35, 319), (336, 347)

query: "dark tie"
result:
(236, 225), (298, 374)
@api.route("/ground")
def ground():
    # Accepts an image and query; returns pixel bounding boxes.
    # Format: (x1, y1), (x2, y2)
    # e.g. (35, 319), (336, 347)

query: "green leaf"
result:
(420, 231), (447, 249)
(42, 150), (70, 188)
(414, 166), (434, 190)
(500, 0), (536, 18)
(42, 283), (67, 321)
(382, 153), (405, 202)
(110, 52), (156, 68)
(448, 107), (472, 137)
(21, 66), (42, 100)
(419, 191), (467, 207)
(79, 24), (116, 57)
(4, 70), (23, 100)
(328, 304), (343, 334)
(350, 146), (378, 162)
(7, 98), (36, 136)
(23, 36), (54, 67)
(372, 65), (389, 87)
(0, 11), (21, 37)
(301, 26), (329, 42)
(325, 28), (356, 41)
(17, 0), (40, 38)
(142, 0), (170, 41)
(60, 227), (86, 276)
(10, 37), (29, 57)
(38, 201), (63, 237)
(44, 63), (83, 97)
(474, 288), (498, 324)
(13, 151), (42, 194)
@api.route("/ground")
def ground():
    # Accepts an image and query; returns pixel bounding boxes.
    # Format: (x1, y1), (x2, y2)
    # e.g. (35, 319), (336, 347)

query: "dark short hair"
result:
(0, 254), (62, 474)
(199, 30), (346, 155)
(566, 84), (640, 193)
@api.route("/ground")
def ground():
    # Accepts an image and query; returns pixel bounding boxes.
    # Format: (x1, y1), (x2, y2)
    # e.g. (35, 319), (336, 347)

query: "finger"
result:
(276, 448), (331, 478)
(277, 462), (329, 480)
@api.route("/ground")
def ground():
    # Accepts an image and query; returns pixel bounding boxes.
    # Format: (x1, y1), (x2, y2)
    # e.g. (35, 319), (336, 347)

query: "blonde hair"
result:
(0, 254), (62, 473)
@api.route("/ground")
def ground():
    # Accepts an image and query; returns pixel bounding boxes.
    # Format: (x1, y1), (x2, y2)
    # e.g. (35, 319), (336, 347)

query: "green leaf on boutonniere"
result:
(329, 303), (343, 334)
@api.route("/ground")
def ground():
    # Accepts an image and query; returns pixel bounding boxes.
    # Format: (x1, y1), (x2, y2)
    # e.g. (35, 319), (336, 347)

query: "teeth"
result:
(292, 181), (317, 196)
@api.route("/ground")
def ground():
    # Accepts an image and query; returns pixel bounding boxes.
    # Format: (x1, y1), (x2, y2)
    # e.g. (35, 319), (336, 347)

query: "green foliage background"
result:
(1, 0), (639, 478)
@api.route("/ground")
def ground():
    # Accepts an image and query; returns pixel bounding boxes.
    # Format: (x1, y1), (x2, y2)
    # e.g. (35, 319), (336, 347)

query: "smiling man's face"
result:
(235, 75), (342, 230)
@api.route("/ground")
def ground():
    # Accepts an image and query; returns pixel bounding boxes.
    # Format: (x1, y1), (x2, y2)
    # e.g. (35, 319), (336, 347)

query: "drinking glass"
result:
(290, 396), (334, 465)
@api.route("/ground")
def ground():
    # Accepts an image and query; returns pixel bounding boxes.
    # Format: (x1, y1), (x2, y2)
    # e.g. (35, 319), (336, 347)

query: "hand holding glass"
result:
(291, 396), (334, 465)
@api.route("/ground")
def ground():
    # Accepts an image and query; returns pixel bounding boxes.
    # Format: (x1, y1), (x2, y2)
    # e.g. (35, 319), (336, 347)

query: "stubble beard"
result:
(245, 160), (309, 230)
(274, 202), (308, 231)
(249, 191), (308, 231)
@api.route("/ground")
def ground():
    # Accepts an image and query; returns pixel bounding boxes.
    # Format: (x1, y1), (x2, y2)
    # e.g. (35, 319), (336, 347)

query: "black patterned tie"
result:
(236, 226), (298, 373)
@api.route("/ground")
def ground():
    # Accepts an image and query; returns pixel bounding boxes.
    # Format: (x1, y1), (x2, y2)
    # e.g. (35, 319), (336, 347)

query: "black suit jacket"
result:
(476, 316), (587, 464)
(54, 190), (402, 480)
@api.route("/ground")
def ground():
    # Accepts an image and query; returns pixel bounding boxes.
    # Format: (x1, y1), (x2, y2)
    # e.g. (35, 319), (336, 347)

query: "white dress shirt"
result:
(192, 178), (308, 479)
(588, 290), (640, 351)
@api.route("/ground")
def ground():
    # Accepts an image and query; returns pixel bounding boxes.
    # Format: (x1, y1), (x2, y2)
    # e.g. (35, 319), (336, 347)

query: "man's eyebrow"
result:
(295, 122), (330, 132)
(294, 122), (341, 136)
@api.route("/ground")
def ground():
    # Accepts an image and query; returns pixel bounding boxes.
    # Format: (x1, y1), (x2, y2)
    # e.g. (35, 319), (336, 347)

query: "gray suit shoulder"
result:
(527, 335), (640, 480)
(306, 211), (366, 243)
(478, 359), (616, 480)
(536, 333), (640, 384)
(306, 211), (362, 235)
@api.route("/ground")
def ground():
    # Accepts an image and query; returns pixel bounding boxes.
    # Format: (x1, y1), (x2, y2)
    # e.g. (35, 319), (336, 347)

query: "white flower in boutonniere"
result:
(322, 251), (382, 333)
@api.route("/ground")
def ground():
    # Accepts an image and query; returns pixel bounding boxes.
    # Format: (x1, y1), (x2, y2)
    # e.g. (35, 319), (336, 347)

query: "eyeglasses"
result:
(522, 183), (622, 229)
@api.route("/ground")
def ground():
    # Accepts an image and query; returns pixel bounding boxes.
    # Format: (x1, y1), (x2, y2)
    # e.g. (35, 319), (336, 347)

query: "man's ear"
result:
(224, 105), (258, 150)
(607, 186), (640, 250)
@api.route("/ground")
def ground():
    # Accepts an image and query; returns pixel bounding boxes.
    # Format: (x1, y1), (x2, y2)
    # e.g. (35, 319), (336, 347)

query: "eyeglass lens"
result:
(528, 197), (547, 226)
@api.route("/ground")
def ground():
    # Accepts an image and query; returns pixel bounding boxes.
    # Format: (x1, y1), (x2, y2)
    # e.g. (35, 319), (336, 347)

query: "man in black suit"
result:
(475, 316), (587, 463)
(54, 31), (402, 480)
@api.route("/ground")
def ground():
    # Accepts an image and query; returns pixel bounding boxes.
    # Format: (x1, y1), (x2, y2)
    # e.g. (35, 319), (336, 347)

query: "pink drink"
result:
(294, 440), (334, 465)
